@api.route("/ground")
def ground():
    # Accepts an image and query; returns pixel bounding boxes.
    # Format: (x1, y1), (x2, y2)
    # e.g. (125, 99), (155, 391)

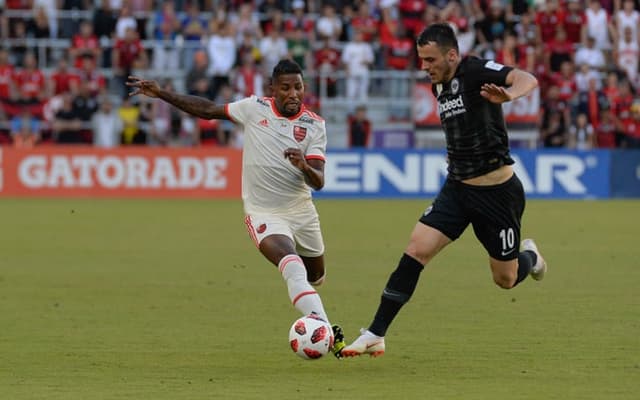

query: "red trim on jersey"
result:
(303, 110), (324, 122)
(278, 254), (301, 273)
(244, 215), (259, 248)
(268, 97), (305, 121)
(292, 290), (317, 306)
(225, 104), (236, 122)
(305, 155), (326, 161)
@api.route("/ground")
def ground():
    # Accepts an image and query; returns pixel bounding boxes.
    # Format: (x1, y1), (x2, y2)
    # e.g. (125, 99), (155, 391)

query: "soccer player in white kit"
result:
(126, 59), (345, 358)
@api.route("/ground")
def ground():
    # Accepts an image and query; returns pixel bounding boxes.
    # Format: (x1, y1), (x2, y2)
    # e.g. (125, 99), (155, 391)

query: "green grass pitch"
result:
(0, 198), (638, 399)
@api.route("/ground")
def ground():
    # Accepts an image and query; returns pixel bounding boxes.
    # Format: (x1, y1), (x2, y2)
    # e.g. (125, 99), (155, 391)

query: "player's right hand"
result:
(126, 76), (161, 98)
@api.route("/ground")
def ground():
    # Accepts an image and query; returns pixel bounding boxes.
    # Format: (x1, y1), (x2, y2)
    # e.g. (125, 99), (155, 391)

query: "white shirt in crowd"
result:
(206, 34), (237, 76)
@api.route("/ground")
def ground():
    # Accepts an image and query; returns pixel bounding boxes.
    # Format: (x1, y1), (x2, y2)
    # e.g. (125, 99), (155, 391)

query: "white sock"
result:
(279, 254), (329, 323)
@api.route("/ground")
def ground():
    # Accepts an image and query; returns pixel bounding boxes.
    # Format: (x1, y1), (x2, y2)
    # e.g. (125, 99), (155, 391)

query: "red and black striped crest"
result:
(293, 126), (307, 142)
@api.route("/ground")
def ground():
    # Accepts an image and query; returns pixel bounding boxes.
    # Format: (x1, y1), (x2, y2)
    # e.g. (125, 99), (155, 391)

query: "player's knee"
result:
(493, 271), (517, 289)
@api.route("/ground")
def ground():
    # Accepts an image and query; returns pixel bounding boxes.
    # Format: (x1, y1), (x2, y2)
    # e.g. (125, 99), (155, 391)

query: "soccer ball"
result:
(288, 314), (334, 360)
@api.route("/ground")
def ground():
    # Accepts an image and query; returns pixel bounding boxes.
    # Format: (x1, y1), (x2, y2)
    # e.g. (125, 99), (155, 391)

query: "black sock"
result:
(514, 250), (537, 287)
(368, 254), (424, 337)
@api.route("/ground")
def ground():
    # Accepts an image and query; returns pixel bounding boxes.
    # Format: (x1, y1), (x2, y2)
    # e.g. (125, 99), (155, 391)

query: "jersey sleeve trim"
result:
(224, 104), (236, 122)
(305, 154), (326, 161)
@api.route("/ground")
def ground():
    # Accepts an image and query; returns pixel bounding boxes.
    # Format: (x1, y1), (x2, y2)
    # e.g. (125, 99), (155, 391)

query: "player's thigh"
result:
(414, 180), (468, 263)
(289, 208), (325, 258)
(469, 174), (525, 261)
(245, 214), (297, 265)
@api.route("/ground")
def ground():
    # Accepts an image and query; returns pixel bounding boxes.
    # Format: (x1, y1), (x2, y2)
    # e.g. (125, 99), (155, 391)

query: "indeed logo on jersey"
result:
(437, 95), (466, 119)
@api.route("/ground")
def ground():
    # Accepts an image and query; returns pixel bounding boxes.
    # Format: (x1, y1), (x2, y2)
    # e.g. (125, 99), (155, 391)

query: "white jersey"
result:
(226, 96), (327, 214)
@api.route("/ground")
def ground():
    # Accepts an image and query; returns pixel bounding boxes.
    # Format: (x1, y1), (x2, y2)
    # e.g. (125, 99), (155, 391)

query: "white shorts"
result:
(244, 208), (325, 257)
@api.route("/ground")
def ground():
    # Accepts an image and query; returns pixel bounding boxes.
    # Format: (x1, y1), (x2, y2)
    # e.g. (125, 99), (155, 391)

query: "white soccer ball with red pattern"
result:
(288, 314), (334, 360)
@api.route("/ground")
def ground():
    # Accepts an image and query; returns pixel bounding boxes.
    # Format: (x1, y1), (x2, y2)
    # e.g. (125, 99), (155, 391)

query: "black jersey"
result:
(431, 56), (516, 180)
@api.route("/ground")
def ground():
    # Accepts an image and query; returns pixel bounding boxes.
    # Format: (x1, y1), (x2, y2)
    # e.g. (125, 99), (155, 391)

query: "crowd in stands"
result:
(0, 0), (639, 149)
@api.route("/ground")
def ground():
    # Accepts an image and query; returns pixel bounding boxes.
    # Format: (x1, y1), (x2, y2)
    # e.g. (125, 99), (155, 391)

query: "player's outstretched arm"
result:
(126, 76), (229, 120)
(480, 69), (538, 104)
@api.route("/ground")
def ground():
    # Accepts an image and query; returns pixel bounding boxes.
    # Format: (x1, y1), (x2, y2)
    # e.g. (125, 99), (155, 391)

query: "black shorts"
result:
(419, 174), (525, 261)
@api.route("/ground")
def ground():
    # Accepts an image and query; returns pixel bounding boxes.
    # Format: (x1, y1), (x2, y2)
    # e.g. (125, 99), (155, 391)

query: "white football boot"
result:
(521, 238), (547, 281)
(341, 328), (385, 358)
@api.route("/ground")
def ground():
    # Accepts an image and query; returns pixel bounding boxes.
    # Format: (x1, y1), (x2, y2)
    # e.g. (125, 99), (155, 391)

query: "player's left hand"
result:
(480, 83), (512, 104)
(284, 148), (306, 170)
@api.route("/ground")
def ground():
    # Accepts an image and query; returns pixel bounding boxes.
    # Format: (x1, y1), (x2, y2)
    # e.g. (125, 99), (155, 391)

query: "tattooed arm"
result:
(126, 76), (229, 120)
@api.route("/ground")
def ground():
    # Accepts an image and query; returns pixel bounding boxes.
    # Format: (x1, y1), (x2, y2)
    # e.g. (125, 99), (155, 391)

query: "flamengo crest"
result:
(293, 126), (307, 142)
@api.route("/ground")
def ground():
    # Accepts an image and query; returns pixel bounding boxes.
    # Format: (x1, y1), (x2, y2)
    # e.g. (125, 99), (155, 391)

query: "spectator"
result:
(348, 104), (371, 148)
(13, 52), (48, 106)
(10, 109), (40, 148)
(398, 0), (426, 38)
(314, 37), (340, 98)
(0, 48), (16, 103)
(614, 26), (639, 88)
(72, 81), (99, 122)
(287, 26), (311, 72)
(233, 53), (264, 98)
(77, 54), (107, 97)
(60, 0), (88, 39)
(151, 1), (180, 72)
(53, 92), (83, 143)
(545, 27), (573, 73)
(27, 5), (51, 40)
(351, 2), (378, 43)
(284, 0), (315, 40)
(540, 85), (570, 147)
(585, 0), (611, 51)
(91, 97), (122, 148)
(211, 84), (238, 146)
(575, 36), (607, 72)
(477, 0), (509, 46)
(207, 20), (237, 99)
(114, 3), (137, 39)
(315, 3), (342, 41)
(112, 26), (147, 99)
(575, 62), (601, 93)
(70, 20), (100, 69)
(180, 1), (208, 71)
(231, 2), (262, 43)
(341, 29), (374, 102)
(258, 23), (288, 76)
(50, 56), (80, 96)
(118, 95), (143, 145)
(568, 113), (596, 150)
(594, 108), (618, 148)
(535, 0), (563, 44)
(552, 61), (578, 105)
(185, 50), (211, 97)
(32, 0), (58, 38)
(92, 0), (117, 68)
(562, 0), (586, 45)
(619, 102), (640, 148)
(10, 20), (30, 67)
(612, 0), (639, 45)
(236, 30), (262, 67)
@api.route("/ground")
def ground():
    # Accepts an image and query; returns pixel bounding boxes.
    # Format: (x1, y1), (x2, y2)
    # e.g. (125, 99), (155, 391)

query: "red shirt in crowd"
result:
(562, 10), (586, 44)
(386, 37), (413, 70)
(594, 119), (617, 148)
(535, 8), (565, 43)
(51, 70), (80, 95)
(13, 69), (46, 100)
(113, 38), (144, 70)
(0, 64), (14, 99)
(399, 0), (427, 36)
(71, 34), (100, 68)
(551, 72), (577, 102)
(351, 15), (379, 42)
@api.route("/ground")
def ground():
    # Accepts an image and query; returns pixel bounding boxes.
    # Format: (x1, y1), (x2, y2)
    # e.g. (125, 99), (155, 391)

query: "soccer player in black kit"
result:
(341, 23), (548, 357)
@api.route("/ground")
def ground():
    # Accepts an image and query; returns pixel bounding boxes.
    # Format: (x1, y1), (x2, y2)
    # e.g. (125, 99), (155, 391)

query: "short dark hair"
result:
(272, 59), (303, 79)
(416, 23), (459, 53)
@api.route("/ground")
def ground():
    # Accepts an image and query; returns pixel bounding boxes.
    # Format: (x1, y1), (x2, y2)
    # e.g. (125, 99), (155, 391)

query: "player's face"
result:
(417, 42), (457, 84)
(272, 73), (304, 117)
